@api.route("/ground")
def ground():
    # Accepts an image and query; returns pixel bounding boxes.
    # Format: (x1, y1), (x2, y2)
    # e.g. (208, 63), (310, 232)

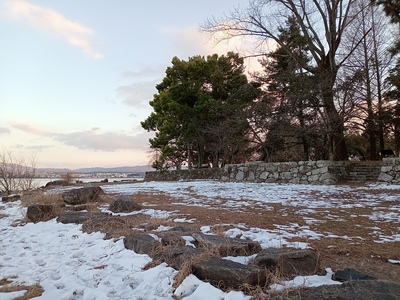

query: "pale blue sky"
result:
(0, 0), (256, 168)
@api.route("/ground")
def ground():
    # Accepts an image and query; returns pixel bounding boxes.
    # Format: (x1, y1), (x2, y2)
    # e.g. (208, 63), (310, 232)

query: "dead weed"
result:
(0, 276), (44, 300)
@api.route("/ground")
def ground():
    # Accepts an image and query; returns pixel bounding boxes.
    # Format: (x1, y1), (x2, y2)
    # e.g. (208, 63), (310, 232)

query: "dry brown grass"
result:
(124, 185), (400, 285)
(20, 191), (61, 206)
(0, 277), (44, 300)
(172, 251), (216, 290)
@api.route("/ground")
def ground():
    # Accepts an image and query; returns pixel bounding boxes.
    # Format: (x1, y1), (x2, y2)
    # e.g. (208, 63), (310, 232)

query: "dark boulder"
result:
(333, 268), (376, 282)
(193, 257), (267, 289)
(192, 232), (261, 256)
(169, 226), (194, 234)
(2, 194), (21, 202)
(153, 246), (208, 269)
(253, 247), (318, 278)
(124, 233), (161, 255)
(45, 180), (69, 188)
(108, 195), (141, 213)
(158, 232), (186, 247)
(26, 204), (55, 222)
(271, 280), (400, 300)
(61, 186), (104, 205)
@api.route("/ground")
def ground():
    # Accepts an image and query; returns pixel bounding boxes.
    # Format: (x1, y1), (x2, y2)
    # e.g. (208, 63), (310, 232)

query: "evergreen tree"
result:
(141, 52), (258, 169)
(252, 17), (323, 161)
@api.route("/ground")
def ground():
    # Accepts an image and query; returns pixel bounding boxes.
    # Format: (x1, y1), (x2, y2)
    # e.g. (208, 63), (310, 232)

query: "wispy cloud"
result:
(54, 130), (142, 151)
(4, 0), (102, 60)
(11, 123), (47, 135)
(162, 26), (267, 73)
(11, 123), (150, 152)
(14, 144), (53, 152)
(121, 66), (163, 79)
(116, 80), (158, 107)
(0, 127), (11, 134)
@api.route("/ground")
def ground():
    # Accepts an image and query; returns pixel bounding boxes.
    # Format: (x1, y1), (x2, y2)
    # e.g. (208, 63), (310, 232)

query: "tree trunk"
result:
(319, 66), (348, 161)
(371, 6), (385, 152)
(361, 6), (378, 160)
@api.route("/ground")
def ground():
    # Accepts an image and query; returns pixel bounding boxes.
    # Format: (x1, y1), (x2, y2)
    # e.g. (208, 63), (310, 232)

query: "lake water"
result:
(33, 177), (143, 187)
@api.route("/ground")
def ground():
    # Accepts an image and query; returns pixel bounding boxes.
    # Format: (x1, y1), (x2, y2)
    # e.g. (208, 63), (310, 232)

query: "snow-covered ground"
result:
(1, 180), (399, 299)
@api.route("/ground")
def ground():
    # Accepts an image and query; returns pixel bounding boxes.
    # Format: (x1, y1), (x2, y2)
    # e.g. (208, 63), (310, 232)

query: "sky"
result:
(0, 0), (258, 169)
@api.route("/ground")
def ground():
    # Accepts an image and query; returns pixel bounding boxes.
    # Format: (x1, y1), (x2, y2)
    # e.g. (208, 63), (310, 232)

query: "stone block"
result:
(153, 246), (207, 269)
(193, 257), (267, 289)
(124, 233), (161, 256)
(108, 195), (141, 213)
(271, 280), (400, 300)
(378, 173), (393, 182)
(192, 233), (261, 256)
(236, 170), (245, 181)
(27, 204), (55, 222)
(381, 166), (393, 173)
(253, 248), (318, 278)
(282, 172), (292, 180)
(246, 170), (255, 181)
(2, 194), (21, 202)
(260, 171), (269, 180)
(333, 268), (376, 282)
(61, 186), (104, 205)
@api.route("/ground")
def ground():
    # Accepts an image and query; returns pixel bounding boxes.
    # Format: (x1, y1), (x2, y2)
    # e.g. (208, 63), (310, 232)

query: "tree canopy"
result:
(142, 1), (400, 167)
(141, 52), (259, 169)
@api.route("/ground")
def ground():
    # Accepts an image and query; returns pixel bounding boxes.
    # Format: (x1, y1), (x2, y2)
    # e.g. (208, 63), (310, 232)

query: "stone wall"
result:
(378, 158), (400, 184)
(221, 161), (349, 184)
(145, 160), (349, 184)
(144, 168), (224, 181)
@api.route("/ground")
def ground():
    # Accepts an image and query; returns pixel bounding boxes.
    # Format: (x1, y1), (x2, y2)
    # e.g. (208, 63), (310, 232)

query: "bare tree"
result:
(202, 0), (372, 160)
(0, 148), (38, 195)
(61, 172), (75, 184)
(341, 0), (395, 159)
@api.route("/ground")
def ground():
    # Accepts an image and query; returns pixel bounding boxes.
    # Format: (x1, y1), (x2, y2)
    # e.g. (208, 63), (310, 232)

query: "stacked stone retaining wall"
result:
(221, 160), (349, 184)
(144, 168), (224, 181)
(378, 158), (400, 184)
(144, 159), (400, 184)
(145, 160), (349, 184)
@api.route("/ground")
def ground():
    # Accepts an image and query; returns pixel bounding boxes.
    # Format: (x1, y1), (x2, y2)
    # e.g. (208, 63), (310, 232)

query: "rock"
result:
(108, 195), (141, 213)
(159, 232), (186, 247)
(192, 232), (262, 256)
(27, 204), (55, 222)
(66, 204), (87, 211)
(153, 246), (208, 269)
(271, 280), (400, 300)
(57, 212), (106, 224)
(45, 180), (69, 188)
(253, 248), (318, 277)
(2, 194), (21, 202)
(124, 234), (161, 255)
(193, 257), (267, 289)
(61, 186), (104, 205)
(333, 268), (376, 282)
(169, 226), (194, 233)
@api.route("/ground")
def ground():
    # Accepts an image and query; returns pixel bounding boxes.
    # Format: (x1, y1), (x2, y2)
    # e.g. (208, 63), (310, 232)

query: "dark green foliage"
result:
(373, 0), (400, 23)
(141, 52), (259, 169)
(372, 0), (400, 53)
(251, 17), (326, 162)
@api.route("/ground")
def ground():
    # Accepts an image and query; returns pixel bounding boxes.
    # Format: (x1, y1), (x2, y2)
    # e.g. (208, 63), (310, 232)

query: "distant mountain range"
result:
(38, 165), (154, 174)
